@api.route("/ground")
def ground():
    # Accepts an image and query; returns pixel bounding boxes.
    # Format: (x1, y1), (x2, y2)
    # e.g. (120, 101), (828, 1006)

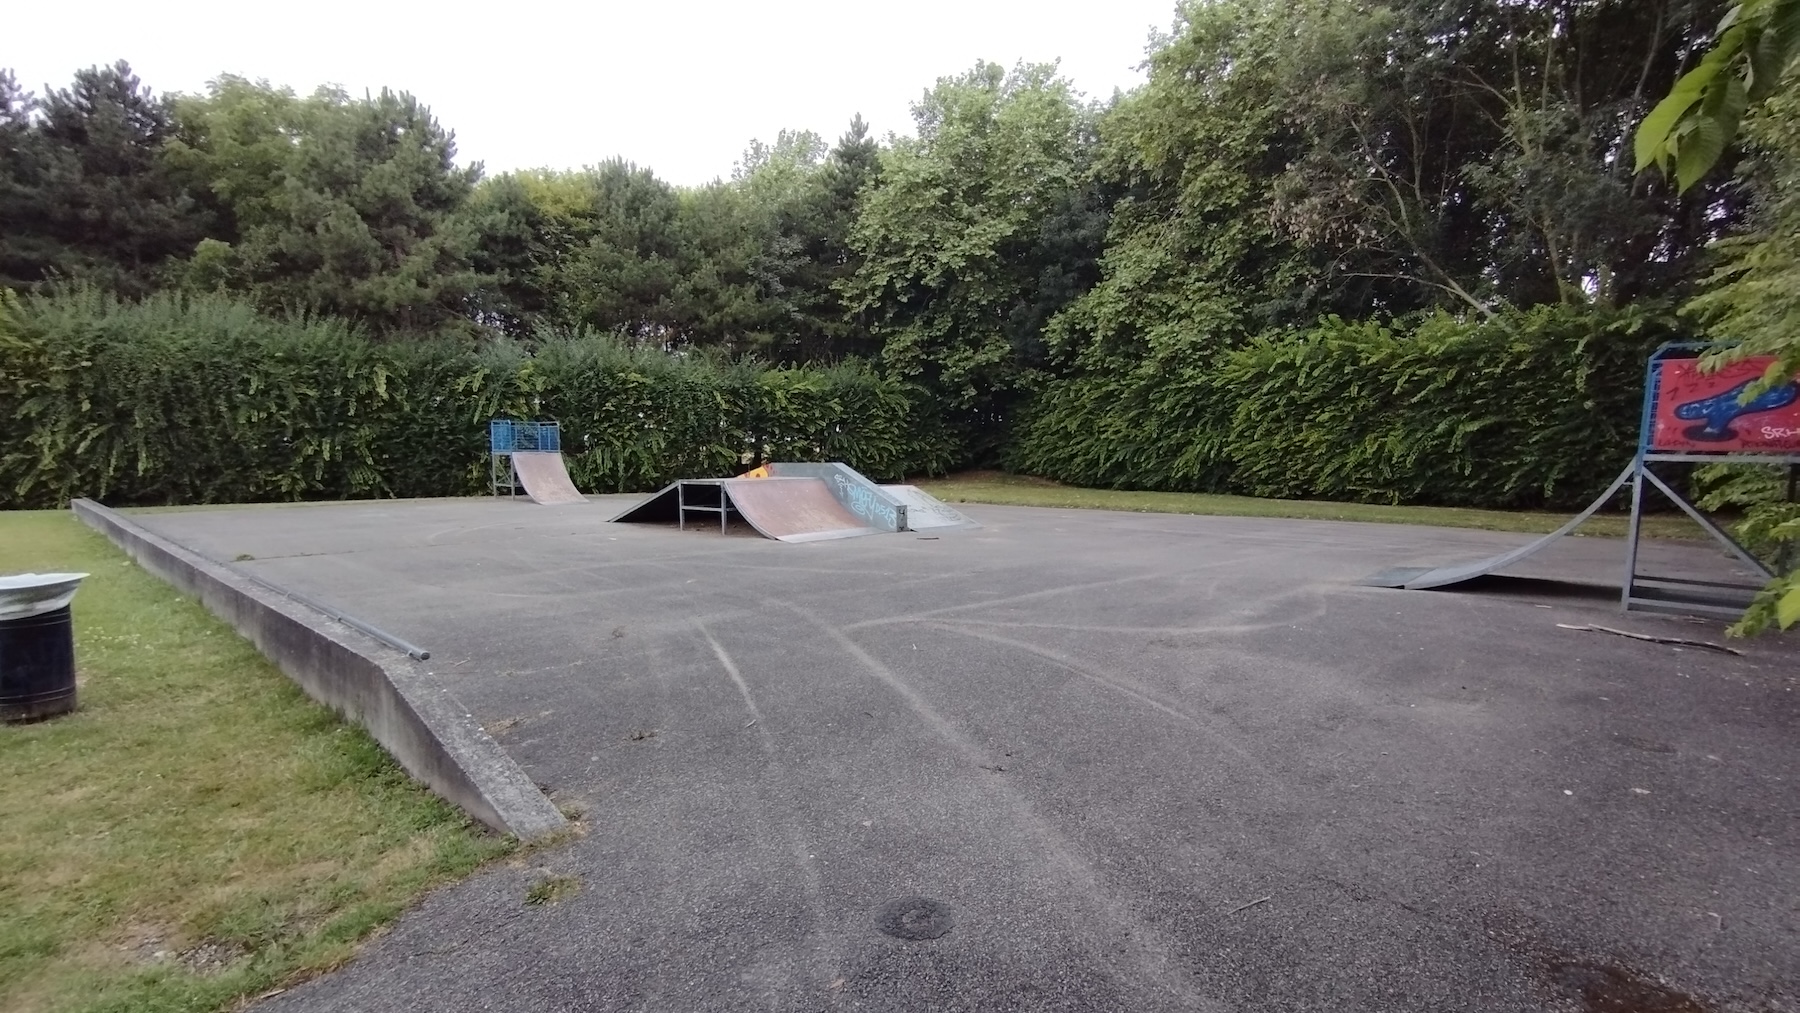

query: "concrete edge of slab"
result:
(70, 498), (568, 841)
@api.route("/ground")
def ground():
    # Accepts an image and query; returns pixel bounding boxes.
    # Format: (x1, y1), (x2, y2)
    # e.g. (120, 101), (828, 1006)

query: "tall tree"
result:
(848, 62), (1098, 455)
(814, 115), (884, 360)
(0, 70), (46, 290)
(169, 77), (485, 335)
(709, 123), (882, 363)
(463, 172), (551, 337)
(1272, 0), (1732, 311)
(0, 61), (203, 295)
(556, 160), (687, 340)
(1051, 0), (1744, 374)
(719, 129), (832, 357)
(466, 162), (691, 341)
(1045, 0), (1312, 368)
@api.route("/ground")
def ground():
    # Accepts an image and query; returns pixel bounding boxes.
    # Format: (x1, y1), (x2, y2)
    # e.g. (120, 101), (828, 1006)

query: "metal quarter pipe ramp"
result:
(509, 451), (587, 506)
(1359, 465), (1634, 589)
(1366, 344), (1799, 618)
(610, 477), (879, 542)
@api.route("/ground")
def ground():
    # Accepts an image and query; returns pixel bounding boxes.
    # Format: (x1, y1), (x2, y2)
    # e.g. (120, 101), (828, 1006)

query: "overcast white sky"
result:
(10, 0), (1181, 185)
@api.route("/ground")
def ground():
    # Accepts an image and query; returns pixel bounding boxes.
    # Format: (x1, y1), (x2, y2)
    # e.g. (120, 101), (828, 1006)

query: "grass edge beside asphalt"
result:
(912, 472), (1707, 541)
(0, 511), (520, 1013)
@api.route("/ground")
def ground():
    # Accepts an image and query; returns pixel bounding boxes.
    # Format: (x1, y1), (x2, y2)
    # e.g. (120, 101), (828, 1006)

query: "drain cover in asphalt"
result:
(874, 896), (954, 940)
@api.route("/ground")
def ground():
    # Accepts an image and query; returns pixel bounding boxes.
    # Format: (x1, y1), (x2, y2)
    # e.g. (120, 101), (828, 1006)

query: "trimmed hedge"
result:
(2, 292), (1681, 513)
(1009, 305), (1677, 510)
(0, 290), (954, 509)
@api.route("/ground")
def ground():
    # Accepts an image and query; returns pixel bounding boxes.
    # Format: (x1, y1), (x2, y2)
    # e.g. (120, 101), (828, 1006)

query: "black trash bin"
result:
(0, 605), (77, 722)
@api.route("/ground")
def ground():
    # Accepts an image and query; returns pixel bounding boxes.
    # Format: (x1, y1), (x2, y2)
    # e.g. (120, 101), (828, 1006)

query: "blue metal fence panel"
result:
(489, 420), (561, 453)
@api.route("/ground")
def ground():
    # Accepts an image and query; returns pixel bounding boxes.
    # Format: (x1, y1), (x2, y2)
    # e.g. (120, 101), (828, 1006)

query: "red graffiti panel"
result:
(1651, 356), (1800, 453)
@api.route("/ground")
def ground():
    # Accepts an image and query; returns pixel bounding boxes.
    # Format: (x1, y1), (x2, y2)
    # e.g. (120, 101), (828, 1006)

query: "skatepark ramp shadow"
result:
(1413, 574), (1625, 605)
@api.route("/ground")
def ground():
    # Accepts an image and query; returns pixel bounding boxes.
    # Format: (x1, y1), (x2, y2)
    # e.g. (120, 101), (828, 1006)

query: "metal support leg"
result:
(1785, 465), (1799, 573)
(1639, 467), (1776, 579)
(1620, 460), (1647, 612)
(490, 452), (518, 497)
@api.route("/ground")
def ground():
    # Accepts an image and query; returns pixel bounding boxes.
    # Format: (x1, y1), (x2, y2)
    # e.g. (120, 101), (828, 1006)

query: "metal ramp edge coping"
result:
(609, 477), (879, 542)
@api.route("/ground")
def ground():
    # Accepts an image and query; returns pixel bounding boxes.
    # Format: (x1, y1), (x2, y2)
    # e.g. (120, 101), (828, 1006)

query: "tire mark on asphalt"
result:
(774, 599), (1228, 1013)
(930, 623), (1224, 733)
(920, 588), (1331, 638)
(699, 622), (772, 750)
(927, 623), (1313, 808)
(838, 570), (1200, 632)
(695, 621), (840, 1006)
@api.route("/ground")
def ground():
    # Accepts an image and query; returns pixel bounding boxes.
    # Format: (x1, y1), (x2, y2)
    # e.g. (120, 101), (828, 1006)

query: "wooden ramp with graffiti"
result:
(610, 476), (879, 542)
(609, 463), (976, 542)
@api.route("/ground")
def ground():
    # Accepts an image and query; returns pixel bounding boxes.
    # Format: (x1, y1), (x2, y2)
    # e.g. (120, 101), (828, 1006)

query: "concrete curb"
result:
(71, 499), (568, 841)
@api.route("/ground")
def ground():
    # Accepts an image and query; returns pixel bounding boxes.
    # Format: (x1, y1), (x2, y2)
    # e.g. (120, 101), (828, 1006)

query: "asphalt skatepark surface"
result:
(131, 498), (1800, 1013)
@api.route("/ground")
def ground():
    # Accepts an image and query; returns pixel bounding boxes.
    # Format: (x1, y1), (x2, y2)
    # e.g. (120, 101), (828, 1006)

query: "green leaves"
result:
(847, 61), (1097, 458)
(1634, 44), (1737, 185)
(0, 61), (204, 297)
(1681, 83), (1800, 636)
(167, 78), (485, 334)
(0, 290), (952, 509)
(1636, 0), (1800, 191)
(1011, 304), (1672, 510)
(1779, 576), (1800, 628)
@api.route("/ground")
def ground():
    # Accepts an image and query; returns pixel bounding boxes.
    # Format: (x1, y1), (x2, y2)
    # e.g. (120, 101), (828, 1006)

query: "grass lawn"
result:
(915, 472), (1706, 540)
(0, 511), (514, 1013)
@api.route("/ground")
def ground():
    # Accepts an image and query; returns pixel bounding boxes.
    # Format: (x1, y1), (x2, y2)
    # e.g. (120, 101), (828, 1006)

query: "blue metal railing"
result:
(489, 420), (561, 454)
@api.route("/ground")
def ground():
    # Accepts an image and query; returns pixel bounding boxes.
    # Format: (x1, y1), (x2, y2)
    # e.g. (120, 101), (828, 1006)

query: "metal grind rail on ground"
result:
(225, 563), (431, 661)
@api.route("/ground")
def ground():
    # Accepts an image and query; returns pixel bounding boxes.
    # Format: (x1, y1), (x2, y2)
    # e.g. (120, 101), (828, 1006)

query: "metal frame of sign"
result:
(1622, 343), (1799, 617)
